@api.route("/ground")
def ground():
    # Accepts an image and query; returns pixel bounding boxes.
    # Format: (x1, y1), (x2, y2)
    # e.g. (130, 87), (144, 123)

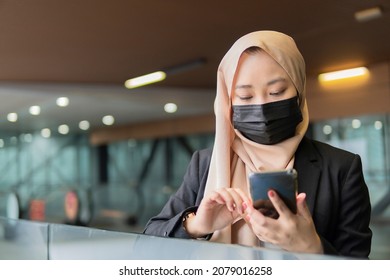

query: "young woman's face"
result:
(232, 50), (297, 105)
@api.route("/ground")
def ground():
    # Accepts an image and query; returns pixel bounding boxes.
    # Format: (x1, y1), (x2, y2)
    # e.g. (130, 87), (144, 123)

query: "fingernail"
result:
(268, 190), (275, 197)
(242, 202), (247, 211)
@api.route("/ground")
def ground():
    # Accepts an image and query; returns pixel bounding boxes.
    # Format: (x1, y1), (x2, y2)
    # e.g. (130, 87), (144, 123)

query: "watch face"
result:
(6, 192), (20, 219)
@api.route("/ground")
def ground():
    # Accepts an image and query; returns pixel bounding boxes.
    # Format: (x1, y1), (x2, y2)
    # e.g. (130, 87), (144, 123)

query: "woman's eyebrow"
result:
(235, 84), (253, 89)
(267, 77), (286, 86)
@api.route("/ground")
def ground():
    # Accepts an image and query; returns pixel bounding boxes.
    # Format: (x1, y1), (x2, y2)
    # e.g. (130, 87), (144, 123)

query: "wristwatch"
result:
(182, 210), (213, 241)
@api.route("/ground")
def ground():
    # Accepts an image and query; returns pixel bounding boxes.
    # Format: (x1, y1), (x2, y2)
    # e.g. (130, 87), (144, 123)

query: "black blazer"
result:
(143, 137), (372, 258)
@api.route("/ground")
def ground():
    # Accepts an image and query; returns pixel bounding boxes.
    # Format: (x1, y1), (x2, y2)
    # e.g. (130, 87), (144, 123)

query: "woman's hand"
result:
(243, 190), (323, 254)
(185, 188), (251, 238)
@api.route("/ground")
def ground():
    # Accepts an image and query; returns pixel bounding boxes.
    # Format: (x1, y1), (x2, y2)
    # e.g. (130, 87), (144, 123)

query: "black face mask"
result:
(232, 96), (303, 145)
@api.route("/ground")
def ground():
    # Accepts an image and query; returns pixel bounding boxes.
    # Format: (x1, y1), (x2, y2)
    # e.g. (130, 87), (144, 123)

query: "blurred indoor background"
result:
(0, 1), (389, 259)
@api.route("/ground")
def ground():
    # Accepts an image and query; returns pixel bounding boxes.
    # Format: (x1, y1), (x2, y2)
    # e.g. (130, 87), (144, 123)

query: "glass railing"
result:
(0, 217), (349, 260)
(0, 217), (48, 260)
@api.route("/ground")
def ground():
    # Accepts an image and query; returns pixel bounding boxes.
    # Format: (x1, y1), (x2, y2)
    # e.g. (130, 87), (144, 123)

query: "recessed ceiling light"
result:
(56, 97), (69, 107)
(352, 119), (361, 129)
(374, 121), (383, 130)
(79, 120), (90, 130)
(322, 125), (332, 135)
(58, 124), (69, 135)
(164, 103), (178, 113)
(41, 128), (51, 138)
(102, 115), (115, 126)
(7, 113), (18, 122)
(29, 105), (41, 116)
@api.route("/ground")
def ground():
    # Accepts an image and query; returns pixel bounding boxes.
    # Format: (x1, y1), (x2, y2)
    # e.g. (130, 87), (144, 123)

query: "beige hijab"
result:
(204, 31), (309, 246)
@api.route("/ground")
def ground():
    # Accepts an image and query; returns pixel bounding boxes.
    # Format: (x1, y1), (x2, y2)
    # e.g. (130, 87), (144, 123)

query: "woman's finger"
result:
(230, 188), (252, 214)
(296, 192), (311, 219)
(213, 188), (237, 212)
(223, 188), (245, 213)
(267, 189), (292, 217)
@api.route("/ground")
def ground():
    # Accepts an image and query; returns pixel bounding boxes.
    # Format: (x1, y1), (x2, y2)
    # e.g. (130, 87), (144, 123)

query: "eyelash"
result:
(270, 89), (286, 96)
(238, 96), (252, 100)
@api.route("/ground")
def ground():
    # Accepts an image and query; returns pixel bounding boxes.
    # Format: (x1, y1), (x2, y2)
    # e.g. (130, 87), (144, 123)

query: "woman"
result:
(143, 31), (372, 258)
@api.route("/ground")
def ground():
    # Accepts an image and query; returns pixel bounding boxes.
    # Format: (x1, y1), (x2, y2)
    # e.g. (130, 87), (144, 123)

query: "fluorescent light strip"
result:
(355, 7), (382, 22)
(318, 67), (368, 82)
(124, 71), (166, 89)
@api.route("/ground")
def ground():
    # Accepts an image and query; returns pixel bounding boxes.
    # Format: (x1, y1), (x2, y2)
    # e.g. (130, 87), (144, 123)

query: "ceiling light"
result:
(322, 125), (332, 135)
(355, 6), (383, 22)
(29, 105), (41, 115)
(318, 67), (368, 82)
(7, 113), (18, 122)
(123, 58), (206, 89)
(79, 120), (90, 130)
(41, 128), (51, 138)
(164, 102), (178, 113)
(124, 71), (166, 89)
(352, 119), (361, 129)
(0, 139), (4, 148)
(374, 121), (383, 130)
(102, 115), (115, 126)
(58, 124), (69, 135)
(56, 97), (69, 107)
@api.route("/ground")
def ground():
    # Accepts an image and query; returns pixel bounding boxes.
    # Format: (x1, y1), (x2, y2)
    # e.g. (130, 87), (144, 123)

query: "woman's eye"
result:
(239, 95), (253, 100)
(269, 89), (286, 96)
(240, 96), (252, 101)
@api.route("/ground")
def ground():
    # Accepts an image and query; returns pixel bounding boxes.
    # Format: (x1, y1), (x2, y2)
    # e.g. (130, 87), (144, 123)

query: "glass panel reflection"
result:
(0, 217), (48, 260)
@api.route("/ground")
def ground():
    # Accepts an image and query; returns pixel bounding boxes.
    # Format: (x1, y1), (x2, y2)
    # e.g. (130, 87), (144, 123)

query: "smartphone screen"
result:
(249, 169), (298, 217)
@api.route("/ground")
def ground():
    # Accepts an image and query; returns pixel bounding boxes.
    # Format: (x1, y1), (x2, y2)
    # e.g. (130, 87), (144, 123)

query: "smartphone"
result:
(249, 169), (298, 217)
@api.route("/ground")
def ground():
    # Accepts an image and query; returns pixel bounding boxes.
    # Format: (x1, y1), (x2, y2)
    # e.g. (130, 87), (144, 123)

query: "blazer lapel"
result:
(294, 137), (322, 215)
